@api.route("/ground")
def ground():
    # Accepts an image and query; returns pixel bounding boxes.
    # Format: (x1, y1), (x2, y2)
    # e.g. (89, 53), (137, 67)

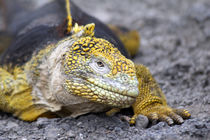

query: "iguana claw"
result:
(130, 106), (191, 125)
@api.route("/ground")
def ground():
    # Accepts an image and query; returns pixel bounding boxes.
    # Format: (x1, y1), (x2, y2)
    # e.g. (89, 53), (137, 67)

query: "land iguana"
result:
(0, 0), (190, 125)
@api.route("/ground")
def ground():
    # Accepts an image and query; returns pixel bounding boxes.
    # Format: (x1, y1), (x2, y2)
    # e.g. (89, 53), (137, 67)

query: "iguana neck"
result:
(24, 37), (74, 112)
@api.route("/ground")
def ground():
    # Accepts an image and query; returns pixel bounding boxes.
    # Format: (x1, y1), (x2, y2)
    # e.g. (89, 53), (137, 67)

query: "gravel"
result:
(0, 0), (210, 139)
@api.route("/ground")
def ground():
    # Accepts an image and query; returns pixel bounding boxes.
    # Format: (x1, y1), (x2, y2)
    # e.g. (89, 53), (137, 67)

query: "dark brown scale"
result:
(121, 62), (127, 72)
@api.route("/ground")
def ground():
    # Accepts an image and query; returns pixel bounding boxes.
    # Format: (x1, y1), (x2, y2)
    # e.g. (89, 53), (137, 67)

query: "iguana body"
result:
(0, 0), (190, 125)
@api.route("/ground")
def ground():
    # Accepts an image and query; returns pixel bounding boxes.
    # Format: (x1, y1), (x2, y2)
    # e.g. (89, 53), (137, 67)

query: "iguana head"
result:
(61, 24), (139, 108)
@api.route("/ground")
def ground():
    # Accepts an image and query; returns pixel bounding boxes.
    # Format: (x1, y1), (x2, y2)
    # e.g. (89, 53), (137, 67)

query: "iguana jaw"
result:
(86, 76), (139, 108)
(87, 76), (139, 98)
(64, 74), (139, 108)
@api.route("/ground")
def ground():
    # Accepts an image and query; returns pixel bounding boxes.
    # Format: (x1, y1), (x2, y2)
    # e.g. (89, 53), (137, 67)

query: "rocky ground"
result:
(0, 0), (210, 139)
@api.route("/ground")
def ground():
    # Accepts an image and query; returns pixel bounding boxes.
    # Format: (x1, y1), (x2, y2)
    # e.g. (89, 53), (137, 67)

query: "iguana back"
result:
(0, 0), (129, 66)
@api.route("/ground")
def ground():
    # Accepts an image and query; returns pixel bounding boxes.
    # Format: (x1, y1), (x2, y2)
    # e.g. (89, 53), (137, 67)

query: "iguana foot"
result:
(130, 105), (191, 125)
(131, 64), (191, 125)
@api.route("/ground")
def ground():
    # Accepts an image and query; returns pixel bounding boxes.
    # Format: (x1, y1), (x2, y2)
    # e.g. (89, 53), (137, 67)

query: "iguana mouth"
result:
(84, 77), (139, 108)
(65, 74), (139, 108)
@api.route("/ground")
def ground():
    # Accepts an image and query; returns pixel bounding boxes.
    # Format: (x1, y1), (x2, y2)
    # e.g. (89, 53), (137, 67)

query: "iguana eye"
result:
(97, 61), (104, 67)
(89, 58), (110, 74)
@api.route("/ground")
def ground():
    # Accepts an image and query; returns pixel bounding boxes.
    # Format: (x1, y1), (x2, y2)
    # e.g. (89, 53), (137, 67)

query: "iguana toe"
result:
(173, 108), (191, 119)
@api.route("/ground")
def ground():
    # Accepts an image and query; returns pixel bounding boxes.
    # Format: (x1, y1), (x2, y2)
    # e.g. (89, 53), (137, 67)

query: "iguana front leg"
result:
(0, 67), (15, 95)
(130, 64), (191, 125)
(0, 67), (48, 121)
(0, 67), (16, 114)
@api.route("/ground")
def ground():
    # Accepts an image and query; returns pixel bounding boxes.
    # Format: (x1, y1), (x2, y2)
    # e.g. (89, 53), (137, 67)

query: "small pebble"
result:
(66, 130), (76, 138)
(135, 115), (149, 129)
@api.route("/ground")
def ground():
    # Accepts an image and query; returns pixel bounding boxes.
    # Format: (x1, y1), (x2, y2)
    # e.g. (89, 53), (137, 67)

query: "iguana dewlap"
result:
(0, 0), (190, 125)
